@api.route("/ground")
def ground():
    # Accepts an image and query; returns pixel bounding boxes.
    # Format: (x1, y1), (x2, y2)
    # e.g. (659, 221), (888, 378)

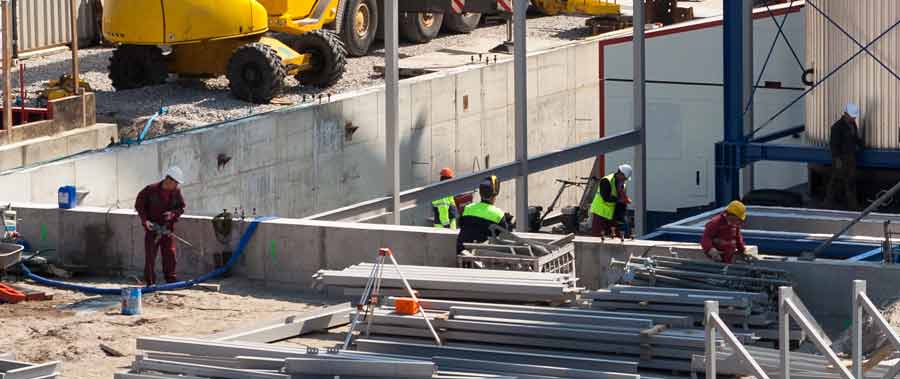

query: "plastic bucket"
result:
(121, 287), (142, 315)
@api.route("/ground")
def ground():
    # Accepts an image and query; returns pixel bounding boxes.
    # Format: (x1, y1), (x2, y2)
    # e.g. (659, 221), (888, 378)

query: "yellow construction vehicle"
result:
(103, 0), (352, 103)
(530, 0), (621, 16)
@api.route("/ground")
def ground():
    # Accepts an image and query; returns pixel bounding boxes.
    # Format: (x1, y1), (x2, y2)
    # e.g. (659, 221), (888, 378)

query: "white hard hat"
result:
(164, 166), (185, 184)
(618, 164), (633, 180)
(845, 102), (860, 118)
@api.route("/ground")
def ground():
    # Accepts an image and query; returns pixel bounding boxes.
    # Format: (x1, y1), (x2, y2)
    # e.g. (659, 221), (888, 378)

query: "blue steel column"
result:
(716, 0), (748, 206)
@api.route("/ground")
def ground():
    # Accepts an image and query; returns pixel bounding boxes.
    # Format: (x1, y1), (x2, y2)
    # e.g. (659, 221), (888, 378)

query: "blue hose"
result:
(19, 217), (274, 295)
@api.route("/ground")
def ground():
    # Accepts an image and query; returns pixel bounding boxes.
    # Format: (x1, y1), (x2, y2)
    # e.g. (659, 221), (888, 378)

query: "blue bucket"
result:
(121, 287), (142, 315)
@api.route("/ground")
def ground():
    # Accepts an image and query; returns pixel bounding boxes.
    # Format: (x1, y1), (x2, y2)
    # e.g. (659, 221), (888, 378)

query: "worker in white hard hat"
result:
(134, 166), (187, 286)
(826, 102), (864, 210)
(590, 164), (632, 239)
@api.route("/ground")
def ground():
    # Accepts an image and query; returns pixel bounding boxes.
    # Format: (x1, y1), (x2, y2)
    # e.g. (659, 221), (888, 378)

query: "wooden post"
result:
(2, 0), (12, 131)
(69, 0), (80, 95)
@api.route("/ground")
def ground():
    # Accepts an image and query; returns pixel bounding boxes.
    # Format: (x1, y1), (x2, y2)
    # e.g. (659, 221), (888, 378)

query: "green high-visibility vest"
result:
(462, 202), (504, 224)
(591, 173), (622, 220)
(432, 195), (457, 229)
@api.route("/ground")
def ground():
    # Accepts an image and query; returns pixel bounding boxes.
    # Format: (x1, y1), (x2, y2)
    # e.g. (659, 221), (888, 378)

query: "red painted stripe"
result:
(497, 0), (513, 13)
(452, 0), (465, 14)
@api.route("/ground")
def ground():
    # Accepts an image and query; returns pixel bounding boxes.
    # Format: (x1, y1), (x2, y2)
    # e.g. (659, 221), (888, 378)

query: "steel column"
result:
(705, 301), (718, 379)
(741, 0), (754, 195)
(852, 280), (864, 379)
(632, 0), (646, 235)
(717, 0), (747, 206)
(385, 0), (401, 224)
(2, 0), (11, 132)
(514, 0), (529, 232)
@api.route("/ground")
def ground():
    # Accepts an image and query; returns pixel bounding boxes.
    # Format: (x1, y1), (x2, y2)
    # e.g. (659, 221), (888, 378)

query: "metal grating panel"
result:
(805, 0), (900, 150)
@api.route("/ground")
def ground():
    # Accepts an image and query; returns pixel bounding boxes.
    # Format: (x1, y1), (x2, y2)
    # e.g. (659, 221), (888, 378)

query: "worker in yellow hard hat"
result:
(432, 168), (459, 229)
(700, 201), (749, 264)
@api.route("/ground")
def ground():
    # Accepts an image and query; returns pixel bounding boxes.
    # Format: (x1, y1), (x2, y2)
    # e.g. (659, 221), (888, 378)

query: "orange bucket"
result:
(394, 297), (420, 315)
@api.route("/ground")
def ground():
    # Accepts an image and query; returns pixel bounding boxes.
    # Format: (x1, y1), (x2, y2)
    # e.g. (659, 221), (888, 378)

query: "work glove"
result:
(143, 220), (154, 232)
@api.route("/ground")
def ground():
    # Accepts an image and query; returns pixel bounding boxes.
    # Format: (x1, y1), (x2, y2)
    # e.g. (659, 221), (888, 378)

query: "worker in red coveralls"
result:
(701, 201), (750, 264)
(135, 167), (186, 286)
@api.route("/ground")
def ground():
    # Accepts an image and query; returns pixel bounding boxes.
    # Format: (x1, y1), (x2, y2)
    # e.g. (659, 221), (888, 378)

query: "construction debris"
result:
(314, 263), (580, 304)
(0, 359), (60, 379)
(99, 343), (125, 357)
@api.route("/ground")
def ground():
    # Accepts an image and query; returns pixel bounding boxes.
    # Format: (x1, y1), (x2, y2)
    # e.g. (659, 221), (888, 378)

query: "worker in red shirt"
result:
(701, 200), (748, 264)
(135, 167), (187, 286)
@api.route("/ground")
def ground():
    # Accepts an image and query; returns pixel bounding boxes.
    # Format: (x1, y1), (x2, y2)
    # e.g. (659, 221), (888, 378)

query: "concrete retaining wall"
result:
(0, 94), (98, 145)
(0, 123), (117, 171)
(0, 39), (602, 223)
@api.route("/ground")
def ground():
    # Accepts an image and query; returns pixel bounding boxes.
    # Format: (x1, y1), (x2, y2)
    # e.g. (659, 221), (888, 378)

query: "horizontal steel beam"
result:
(284, 358), (434, 377)
(205, 303), (352, 343)
(308, 131), (641, 222)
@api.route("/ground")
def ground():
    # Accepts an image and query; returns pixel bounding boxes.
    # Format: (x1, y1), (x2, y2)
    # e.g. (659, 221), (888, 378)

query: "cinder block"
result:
(23, 136), (66, 165)
(430, 75), (457, 124)
(410, 80), (431, 129)
(74, 153), (118, 207)
(198, 125), (239, 182)
(340, 91), (381, 145)
(0, 144), (24, 171)
(29, 162), (75, 203)
(538, 49), (568, 97)
(430, 121), (455, 179)
(455, 70), (483, 116)
(482, 63), (509, 111)
(158, 134), (202, 187)
(65, 128), (99, 156)
(116, 143), (161, 203)
(454, 114), (482, 176)
(95, 123), (119, 146)
(238, 117), (277, 172)
(574, 42), (600, 88)
(322, 223), (384, 269)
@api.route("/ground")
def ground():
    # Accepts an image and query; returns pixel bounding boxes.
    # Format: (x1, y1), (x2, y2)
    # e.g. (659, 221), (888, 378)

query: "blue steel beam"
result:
(749, 125), (804, 144)
(717, 0), (748, 206)
(721, 141), (900, 169)
(645, 231), (878, 259)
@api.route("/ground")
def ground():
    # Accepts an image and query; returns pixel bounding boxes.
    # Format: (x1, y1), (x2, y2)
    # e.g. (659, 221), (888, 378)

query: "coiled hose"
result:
(19, 217), (273, 295)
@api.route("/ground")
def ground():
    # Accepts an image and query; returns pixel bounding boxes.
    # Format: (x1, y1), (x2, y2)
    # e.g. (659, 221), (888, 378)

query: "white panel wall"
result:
(603, 5), (809, 212)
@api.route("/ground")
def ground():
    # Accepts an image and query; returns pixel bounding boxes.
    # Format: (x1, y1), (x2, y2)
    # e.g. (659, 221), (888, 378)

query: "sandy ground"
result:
(0, 278), (338, 379)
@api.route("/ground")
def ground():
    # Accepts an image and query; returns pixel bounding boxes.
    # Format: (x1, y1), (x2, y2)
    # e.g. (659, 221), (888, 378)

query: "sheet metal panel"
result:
(10, 0), (99, 54)
(805, 0), (900, 149)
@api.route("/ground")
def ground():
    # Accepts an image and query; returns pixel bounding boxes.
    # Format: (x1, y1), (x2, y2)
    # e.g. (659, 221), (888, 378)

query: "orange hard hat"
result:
(440, 167), (454, 178)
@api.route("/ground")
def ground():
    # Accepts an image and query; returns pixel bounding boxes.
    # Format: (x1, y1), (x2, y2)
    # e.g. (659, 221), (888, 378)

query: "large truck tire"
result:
(226, 42), (286, 104)
(399, 12), (444, 43)
(108, 45), (168, 90)
(442, 12), (482, 34)
(340, 0), (379, 56)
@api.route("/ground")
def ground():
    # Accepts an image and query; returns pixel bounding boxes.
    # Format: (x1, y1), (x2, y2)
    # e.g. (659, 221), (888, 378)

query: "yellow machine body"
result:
(170, 36), (312, 77)
(102, 0), (269, 45)
(531, 0), (620, 16)
(261, 0), (341, 35)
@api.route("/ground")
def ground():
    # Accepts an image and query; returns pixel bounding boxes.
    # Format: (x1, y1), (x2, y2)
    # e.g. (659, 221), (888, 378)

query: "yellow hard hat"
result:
(725, 200), (747, 221)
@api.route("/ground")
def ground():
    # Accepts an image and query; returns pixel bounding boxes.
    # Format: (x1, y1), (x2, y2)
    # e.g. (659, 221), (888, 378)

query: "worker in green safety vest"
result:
(432, 167), (459, 229)
(456, 175), (513, 253)
(591, 164), (632, 238)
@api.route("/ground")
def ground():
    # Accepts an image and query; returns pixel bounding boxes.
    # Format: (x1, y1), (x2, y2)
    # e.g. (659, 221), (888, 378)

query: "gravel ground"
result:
(13, 0), (724, 137)
(0, 278), (335, 379)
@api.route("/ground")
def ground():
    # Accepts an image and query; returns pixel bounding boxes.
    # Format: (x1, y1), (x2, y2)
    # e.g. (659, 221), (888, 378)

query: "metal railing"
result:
(704, 280), (900, 379)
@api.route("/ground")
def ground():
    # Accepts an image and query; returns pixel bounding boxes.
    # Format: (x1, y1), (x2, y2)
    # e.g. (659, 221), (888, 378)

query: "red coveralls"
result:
(700, 213), (746, 264)
(135, 182), (186, 285)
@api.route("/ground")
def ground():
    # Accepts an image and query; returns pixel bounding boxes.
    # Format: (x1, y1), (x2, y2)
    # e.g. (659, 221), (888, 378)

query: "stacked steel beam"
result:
(121, 337), (511, 379)
(314, 263), (581, 303)
(612, 256), (791, 295)
(353, 297), (747, 374)
(0, 358), (60, 379)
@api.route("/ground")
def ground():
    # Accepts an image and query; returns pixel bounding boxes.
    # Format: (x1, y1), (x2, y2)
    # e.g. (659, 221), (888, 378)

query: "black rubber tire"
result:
(742, 189), (804, 207)
(442, 12), (482, 34)
(108, 45), (168, 90)
(291, 30), (347, 88)
(226, 42), (286, 104)
(340, 0), (379, 57)
(399, 12), (444, 43)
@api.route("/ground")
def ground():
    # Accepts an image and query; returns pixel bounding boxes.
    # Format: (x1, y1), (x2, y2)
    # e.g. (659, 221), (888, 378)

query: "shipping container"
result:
(7, 0), (99, 55)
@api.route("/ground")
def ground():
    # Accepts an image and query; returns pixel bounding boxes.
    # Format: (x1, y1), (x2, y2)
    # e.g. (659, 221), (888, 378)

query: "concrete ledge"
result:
(0, 123), (117, 171)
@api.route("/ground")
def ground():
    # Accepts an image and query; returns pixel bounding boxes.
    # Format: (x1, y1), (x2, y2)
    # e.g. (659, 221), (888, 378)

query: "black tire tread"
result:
(399, 12), (443, 43)
(226, 42), (286, 104)
(442, 12), (481, 34)
(291, 29), (347, 88)
(108, 45), (168, 90)
(340, 0), (378, 57)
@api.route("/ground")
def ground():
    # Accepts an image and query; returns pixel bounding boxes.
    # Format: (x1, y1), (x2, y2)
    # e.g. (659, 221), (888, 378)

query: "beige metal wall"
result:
(805, 0), (900, 149)
(13, 0), (99, 54)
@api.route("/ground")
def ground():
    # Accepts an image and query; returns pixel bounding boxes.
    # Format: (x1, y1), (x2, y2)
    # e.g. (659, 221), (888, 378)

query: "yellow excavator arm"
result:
(532, 0), (621, 16)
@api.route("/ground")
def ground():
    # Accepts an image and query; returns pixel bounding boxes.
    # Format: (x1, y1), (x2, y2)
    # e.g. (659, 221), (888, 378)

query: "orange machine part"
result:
(394, 297), (420, 315)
